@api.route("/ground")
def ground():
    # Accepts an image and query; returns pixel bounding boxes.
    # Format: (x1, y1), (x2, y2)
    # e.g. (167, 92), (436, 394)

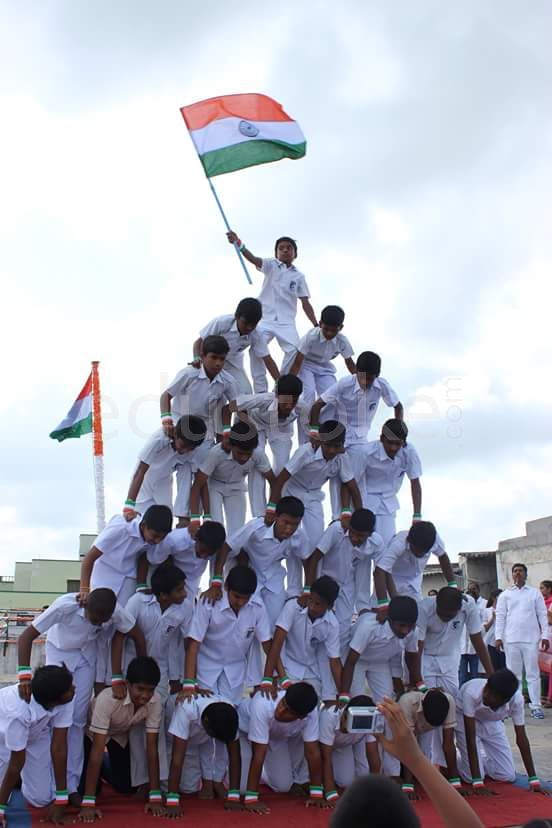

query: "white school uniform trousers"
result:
(0, 685), (73, 807)
(275, 599), (341, 699)
(495, 584), (549, 709)
(168, 695), (237, 792)
(283, 443), (354, 549)
(455, 678), (521, 782)
(249, 258), (310, 392)
(198, 443), (272, 531)
(200, 314), (270, 396)
(32, 594), (134, 794)
(319, 706), (373, 787)
(369, 529), (446, 610)
(164, 364), (238, 441)
(147, 527), (210, 600)
(238, 690), (319, 792)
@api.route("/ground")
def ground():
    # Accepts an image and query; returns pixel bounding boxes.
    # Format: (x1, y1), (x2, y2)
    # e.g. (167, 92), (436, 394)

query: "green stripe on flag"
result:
(49, 412), (93, 442)
(200, 140), (306, 177)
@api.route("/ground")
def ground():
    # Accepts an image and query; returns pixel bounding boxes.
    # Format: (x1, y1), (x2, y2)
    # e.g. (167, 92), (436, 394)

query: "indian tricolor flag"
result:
(49, 373), (93, 442)
(180, 93), (306, 177)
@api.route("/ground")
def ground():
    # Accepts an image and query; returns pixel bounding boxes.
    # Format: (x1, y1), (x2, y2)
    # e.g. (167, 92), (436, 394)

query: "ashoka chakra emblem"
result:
(239, 120), (259, 138)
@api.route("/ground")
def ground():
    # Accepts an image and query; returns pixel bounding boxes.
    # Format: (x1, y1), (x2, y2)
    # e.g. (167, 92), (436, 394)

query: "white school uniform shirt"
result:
(317, 522), (384, 598)
(457, 678), (525, 726)
(147, 528), (208, 598)
(238, 689), (319, 744)
(0, 685), (73, 752)
(284, 443), (354, 503)
(257, 258), (310, 325)
(358, 440), (422, 515)
(482, 606), (496, 647)
(349, 614), (419, 665)
(226, 517), (311, 595)
(199, 443), (272, 492)
(275, 599), (340, 679)
(494, 584), (549, 644)
(125, 592), (194, 681)
(318, 705), (375, 748)
(90, 515), (170, 595)
(462, 595), (487, 656)
(235, 392), (310, 442)
(372, 530), (446, 603)
(32, 593), (134, 671)
(165, 365), (238, 439)
(168, 695), (237, 745)
(418, 595), (482, 674)
(297, 328), (354, 371)
(135, 428), (205, 504)
(200, 314), (269, 371)
(188, 593), (271, 688)
(320, 376), (399, 445)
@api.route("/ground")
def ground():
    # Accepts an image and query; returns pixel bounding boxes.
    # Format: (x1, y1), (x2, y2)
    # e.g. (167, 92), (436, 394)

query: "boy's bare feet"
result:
(199, 779), (214, 799)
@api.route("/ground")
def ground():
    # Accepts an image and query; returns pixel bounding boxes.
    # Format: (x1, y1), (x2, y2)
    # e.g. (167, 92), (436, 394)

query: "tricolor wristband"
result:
(190, 514), (201, 523)
(222, 426), (231, 433)
(210, 575), (223, 587)
(245, 791), (259, 803)
(279, 675), (292, 689)
(54, 790), (69, 806)
(161, 411), (172, 419)
(203, 513), (212, 520)
(413, 512), (422, 519)
(136, 583), (148, 592)
(447, 581), (458, 588)
(227, 789), (240, 802)
(260, 677), (273, 687)
(401, 783), (415, 793)
(124, 498), (136, 507)
(148, 790), (162, 803)
(17, 666), (32, 681)
(471, 777), (484, 788)
(266, 501), (276, 512)
(416, 681), (429, 692)
(325, 789), (339, 802)
(340, 508), (352, 516)
(377, 598), (390, 608)
(302, 585), (311, 594)
(183, 678), (198, 688)
(529, 776), (540, 787)
(0, 804), (6, 814)
(111, 674), (125, 685)
(81, 795), (96, 807)
(165, 792), (180, 806)
(449, 777), (462, 788)
(309, 785), (323, 799)
(309, 424), (319, 432)
(339, 693), (351, 703)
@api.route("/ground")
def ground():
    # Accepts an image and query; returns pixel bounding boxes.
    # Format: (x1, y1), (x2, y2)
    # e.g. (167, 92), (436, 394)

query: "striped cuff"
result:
(338, 693), (351, 703)
(54, 790), (69, 806)
(244, 791), (259, 803)
(302, 585), (311, 595)
(81, 795), (96, 807)
(401, 783), (415, 793)
(266, 501), (276, 512)
(416, 681), (429, 693)
(111, 674), (125, 685)
(210, 575), (223, 587)
(377, 598), (390, 608)
(165, 792), (180, 806)
(471, 777), (484, 788)
(227, 789), (240, 802)
(17, 666), (32, 681)
(340, 507), (352, 516)
(529, 776), (540, 787)
(447, 581), (458, 588)
(136, 583), (148, 592)
(279, 675), (292, 690)
(309, 785), (323, 799)
(325, 789), (339, 802)
(449, 777), (462, 788)
(148, 790), (162, 803)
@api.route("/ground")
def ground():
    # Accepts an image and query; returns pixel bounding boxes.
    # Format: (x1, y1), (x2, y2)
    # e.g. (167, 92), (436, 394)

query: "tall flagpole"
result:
(207, 178), (253, 285)
(91, 361), (106, 531)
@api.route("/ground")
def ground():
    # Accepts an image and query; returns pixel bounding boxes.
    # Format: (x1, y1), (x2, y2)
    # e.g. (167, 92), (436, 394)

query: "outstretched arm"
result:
(226, 231), (262, 269)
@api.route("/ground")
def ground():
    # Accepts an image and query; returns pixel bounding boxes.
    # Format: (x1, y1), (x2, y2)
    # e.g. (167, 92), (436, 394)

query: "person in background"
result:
(539, 580), (552, 708)
(459, 581), (487, 686)
(483, 589), (505, 672)
(427, 589), (438, 597)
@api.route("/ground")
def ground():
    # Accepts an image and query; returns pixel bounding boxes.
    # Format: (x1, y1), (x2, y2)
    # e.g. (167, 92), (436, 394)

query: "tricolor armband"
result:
(309, 785), (324, 799)
(244, 791), (259, 803)
(325, 789), (339, 802)
(111, 674), (125, 685)
(449, 777), (462, 788)
(227, 789), (240, 802)
(54, 790), (69, 806)
(81, 795), (96, 807)
(529, 776), (540, 787)
(401, 783), (415, 793)
(148, 790), (162, 803)
(17, 666), (32, 681)
(165, 792), (180, 807)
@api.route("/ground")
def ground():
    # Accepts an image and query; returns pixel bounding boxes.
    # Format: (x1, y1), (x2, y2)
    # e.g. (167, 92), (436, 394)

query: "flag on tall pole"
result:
(180, 93), (307, 284)
(49, 362), (106, 532)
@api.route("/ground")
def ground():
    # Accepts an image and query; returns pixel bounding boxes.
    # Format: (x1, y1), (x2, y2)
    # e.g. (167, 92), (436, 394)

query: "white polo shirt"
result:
(33, 593), (134, 671)
(418, 595), (482, 673)
(495, 584), (549, 645)
(357, 441), (422, 515)
(297, 328), (354, 370)
(200, 314), (269, 370)
(125, 592), (194, 680)
(284, 444), (354, 502)
(463, 595), (487, 656)
(235, 392), (310, 441)
(226, 517), (311, 594)
(0, 685), (73, 752)
(238, 689), (319, 744)
(275, 599), (340, 679)
(349, 614), (418, 666)
(168, 695), (237, 745)
(188, 593), (271, 688)
(318, 705), (375, 748)
(457, 678), (525, 726)
(148, 527), (209, 598)
(135, 428), (205, 504)
(165, 365), (238, 439)
(482, 606), (496, 647)
(317, 522), (384, 595)
(257, 258), (310, 325)
(320, 376), (399, 445)
(91, 515), (170, 595)
(373, 530), (446, 603)
(199, 443), (272, 492)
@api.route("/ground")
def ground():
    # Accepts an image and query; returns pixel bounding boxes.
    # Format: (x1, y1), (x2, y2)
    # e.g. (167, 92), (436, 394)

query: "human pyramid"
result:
(2, 229), (550, 827)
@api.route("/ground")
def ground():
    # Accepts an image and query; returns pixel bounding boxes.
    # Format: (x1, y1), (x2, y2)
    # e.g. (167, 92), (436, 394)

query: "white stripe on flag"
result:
(189, 117), (305, 156)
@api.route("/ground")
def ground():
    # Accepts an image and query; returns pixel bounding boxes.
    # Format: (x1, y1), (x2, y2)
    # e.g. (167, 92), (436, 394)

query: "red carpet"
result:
(29, 783), (551, 827)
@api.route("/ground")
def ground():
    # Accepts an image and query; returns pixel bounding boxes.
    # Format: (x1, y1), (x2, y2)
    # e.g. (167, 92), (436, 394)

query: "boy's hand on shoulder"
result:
(111, 681), (127, 700)
(200, 584), (223, 605)
(18, 679), (32, 703)
(264, 509), (276, 526)
(122, 508), (138, 522)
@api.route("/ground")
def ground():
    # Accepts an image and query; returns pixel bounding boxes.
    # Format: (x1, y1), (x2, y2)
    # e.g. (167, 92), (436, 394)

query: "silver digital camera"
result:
(345, 705), (385, 734)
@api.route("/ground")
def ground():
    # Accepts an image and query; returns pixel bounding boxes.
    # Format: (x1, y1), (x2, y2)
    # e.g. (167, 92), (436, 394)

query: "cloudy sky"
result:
(1, 1), (551, 574)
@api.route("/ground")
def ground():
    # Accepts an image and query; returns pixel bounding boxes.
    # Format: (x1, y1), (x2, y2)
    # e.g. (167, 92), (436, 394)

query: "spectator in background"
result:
(539, 580), (552, 708)
(484, 589), (505, 672)
(459, 582), (487, 685)
(427, 589), (438, 597)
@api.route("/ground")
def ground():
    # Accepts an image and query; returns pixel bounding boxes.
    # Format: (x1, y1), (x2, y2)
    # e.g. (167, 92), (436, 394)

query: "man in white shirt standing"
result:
(495, 562), (550, 720)
(459, 581), (488, 686)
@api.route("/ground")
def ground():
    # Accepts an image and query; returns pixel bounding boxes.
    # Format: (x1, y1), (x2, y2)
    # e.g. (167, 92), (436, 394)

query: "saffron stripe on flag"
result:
(181, 93), (292, 131)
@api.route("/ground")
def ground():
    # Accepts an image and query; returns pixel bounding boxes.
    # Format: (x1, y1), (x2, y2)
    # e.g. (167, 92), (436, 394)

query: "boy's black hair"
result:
(350, 508), (376, 534)
(512, 562), (527, 575)
(202, 335), (229, 356)
(142, 505), (172, 534)
(347, 694), (374, 710)
(175, 415), (207, 447)
(229, 420), (259, 452)
(276, 374), (303, 398)
(540, 580), (552, 591)
(284, 682), (318, 717)
(388, 596), (418, 625)
(196, 520), (226, 550)
(275, 496), (304, 519)
(311, 575), (339, 608)
(235, 297), (262, 324)
(421, 689), (450, 727)
(274, 236), (297, 256)
(32, 664), (73, 709)
(320, 305), (345, 327)
(436, 586), (463, 613)
(407, 521), (436, 553)
(487, 668), (519, 703)
(126, 656), (161, 687)
(87, 588), (117, 619)
(151, 564), (186, 597)
(319, 419), (346, 446)
(382, 418), (408, 443)
(355, 351), (381, 376)
(201, 701), (239, 744)
(330, 774), (420, 828)
(226, 565), (257, 596)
